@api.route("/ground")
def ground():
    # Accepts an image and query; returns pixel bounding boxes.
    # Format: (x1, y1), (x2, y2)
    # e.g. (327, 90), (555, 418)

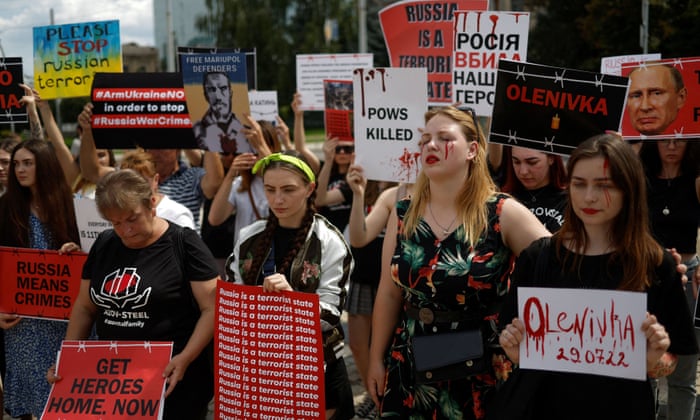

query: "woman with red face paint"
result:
(367, 106), (549, 419)
(498, 134), (697, 420)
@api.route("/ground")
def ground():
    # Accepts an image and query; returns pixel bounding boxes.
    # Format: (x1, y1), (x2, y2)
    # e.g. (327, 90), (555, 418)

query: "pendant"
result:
(662, 206), (670, 216)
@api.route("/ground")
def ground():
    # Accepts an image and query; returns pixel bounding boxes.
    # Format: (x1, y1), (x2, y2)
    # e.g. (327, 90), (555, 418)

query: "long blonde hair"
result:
(402, 107), (496, 245)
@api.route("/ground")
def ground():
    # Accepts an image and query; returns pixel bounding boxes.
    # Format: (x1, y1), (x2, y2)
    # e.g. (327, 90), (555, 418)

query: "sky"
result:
(1, 0), (154, 78)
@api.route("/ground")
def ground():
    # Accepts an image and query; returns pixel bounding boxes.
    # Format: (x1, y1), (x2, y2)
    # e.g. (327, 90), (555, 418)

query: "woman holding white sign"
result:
(367, 106), (550, 419)
(226, 151), (355, 419)
(497, 133), (697, 419)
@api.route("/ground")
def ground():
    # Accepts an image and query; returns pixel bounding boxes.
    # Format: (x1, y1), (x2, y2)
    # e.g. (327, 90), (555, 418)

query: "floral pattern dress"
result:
(379, 194), (515, 419)
(4, 214), (67, 417)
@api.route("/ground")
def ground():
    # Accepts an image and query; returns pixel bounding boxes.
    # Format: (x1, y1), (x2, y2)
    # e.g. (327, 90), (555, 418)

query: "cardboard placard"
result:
(215, 282), (325, 419)
(0, 57), (27, 124)
(33, 20), (122, 99)
(378, 0), (488, 105)
(42, 341), (172, 419)
(517, 287), (647, 380)
(620, 57), (700, 140)
(0, 246), (87, 320)
(90, 72), (198, 149)
(353, 67), (427, 183)
(452, 11), (529, 116)
(489, 60), (628, 156)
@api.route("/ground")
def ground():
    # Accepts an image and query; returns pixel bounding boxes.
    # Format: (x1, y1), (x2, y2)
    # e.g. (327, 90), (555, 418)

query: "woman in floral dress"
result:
(367, 106), (550, 419)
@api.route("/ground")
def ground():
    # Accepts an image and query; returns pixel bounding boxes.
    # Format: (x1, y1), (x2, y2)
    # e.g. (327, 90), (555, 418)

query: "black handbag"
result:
(412, 329), (486, 384)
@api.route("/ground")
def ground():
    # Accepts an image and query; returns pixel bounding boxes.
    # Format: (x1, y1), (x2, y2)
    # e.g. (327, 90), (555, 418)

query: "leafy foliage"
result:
(526, 0), (700, 71)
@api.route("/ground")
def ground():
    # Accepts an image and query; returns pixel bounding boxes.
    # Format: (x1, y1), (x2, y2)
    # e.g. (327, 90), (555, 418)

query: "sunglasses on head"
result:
(335, 145), (354, 154)
(455, 105), (483, 142)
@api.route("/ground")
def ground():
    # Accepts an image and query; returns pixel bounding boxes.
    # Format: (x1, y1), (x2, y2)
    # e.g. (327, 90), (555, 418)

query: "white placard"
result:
(296, 53), (374, 111)
(74, 197), (111, 252)
(452, 11), (529, 116)
(517, 287), (647, 380)
(248, 90), (279, 124)
(353, 67), (427, 183)
(600, 53), (661, 75)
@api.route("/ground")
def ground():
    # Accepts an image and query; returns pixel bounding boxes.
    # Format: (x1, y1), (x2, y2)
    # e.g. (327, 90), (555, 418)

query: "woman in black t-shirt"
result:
(48, 169), (220, 420)
(499, 146), (568, 233)
(497, 134), (697, 420)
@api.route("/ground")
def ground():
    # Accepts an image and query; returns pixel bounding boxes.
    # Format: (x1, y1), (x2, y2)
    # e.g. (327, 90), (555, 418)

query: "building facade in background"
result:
(153, 0), (215, 70)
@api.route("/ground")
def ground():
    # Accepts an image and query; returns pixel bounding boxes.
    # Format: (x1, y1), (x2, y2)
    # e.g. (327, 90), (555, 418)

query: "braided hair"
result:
(243, 152), (317, 286)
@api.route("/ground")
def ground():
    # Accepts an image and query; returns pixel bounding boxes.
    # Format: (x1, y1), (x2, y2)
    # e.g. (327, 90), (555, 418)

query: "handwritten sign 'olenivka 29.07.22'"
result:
(517, 287), (647, 380)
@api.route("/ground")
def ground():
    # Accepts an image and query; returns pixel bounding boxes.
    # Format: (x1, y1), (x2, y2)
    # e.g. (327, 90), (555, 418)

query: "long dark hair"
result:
(0, 139), (80, 248)
(639, 140), (700, 178)
(555, 134), (662, 291)
(244, 151), (317, 285)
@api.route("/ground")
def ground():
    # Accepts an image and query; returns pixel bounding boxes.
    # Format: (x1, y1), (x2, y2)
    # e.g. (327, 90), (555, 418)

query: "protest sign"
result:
(489, 60), (628, 156)
(33, 20), (122, 99)
(215, 282), (325, 419)
(295, 53), (373, 111)
(517, 287), (646, 380)
(324, 79), (354, 141)
(379, 0), (488, 105)
(90, 72), (198, 149)
(0, 57), (27, 124)
(620, 56), (700, 140)
(180, 51), (252, 153)
(0, 246), (87, 320)
(178, 47), (257, 91)
(452, 11), (529, 116)
(248, 90), (278, 124)
(42, 341), (172, 420)
(74, 197), (111, 253)
(353, 67), (427, 183)
(600, 53), (661, 76)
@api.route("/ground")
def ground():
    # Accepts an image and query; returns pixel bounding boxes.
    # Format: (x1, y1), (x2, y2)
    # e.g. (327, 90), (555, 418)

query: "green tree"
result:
(526, 0), (700, 71)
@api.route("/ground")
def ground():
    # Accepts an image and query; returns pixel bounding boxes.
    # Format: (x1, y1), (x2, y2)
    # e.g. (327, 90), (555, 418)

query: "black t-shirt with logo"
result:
(82, 223), (218, 353)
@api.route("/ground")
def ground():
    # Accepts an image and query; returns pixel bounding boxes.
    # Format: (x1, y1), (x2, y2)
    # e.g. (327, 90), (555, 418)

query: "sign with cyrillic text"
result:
(517, 287), (646, 380)
(215, 282), (325, 419)
(489, 60), (628, 156)
(0, 246), (87, 320)
(33, 20), (122, 99)
(452, 11), (529, 116)
(42, 341), (172, 419)
(353, 67), (427, 183)
(248, 90), (279, 124)
(379, 0), (488, 105)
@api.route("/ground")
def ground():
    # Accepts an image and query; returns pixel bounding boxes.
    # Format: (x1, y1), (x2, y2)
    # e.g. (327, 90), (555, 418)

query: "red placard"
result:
(324, 79), (354, 141)
(42, 341), (173, 420)
(0, 246), (87, 320)
(620, 57), (700, 140)
(215, 282), (325, 419)
(379, 0), (488, 105)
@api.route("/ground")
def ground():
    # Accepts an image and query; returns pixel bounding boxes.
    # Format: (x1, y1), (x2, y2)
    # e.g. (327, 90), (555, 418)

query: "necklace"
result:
(428, 202), (458, 235)
(661, 167), (678, 216)
(525, 186), (546, 203)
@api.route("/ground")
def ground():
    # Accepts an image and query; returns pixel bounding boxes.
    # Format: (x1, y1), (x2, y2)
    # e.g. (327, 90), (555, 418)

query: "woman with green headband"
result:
(226, 151), (355, 419)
